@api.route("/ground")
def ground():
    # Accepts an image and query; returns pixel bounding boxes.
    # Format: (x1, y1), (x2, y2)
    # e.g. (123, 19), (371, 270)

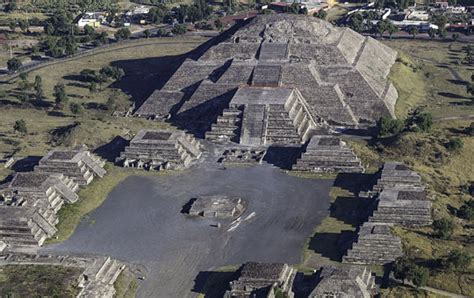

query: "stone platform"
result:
(225, 262), (296, 298)
(342, 222), (403, 265)
(292, 135), (364, 173)
(309, 266), (375, 298)
(116, 129), (202, 171)
(186, 195), (246, 219)
(0, 253), (125, 298)
(35, 145), (106, 185)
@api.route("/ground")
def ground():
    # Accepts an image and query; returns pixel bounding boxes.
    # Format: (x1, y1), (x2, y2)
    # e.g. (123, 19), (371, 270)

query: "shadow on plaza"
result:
(192, 270), (237, 297)
(263, 145), (304, 170)
(333, 172), (376, 195)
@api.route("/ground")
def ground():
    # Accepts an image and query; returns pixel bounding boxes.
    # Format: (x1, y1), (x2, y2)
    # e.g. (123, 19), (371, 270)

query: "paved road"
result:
(42, 155), (332, 297)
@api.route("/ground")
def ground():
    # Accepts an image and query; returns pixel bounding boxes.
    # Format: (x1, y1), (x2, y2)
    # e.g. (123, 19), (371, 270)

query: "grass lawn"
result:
(0, 36), (208, 183)
(325, 5), (348, 22)
(0, 265), (82, 297)
(383, 39), (473, 119)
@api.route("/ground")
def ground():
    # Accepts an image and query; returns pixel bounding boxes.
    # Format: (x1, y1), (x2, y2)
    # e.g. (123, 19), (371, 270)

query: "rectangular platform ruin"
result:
(35, 145), (106, 185)
(369, 188), (432, 227)
(342, 222), (403, 265)
(187, 195), (245, 219)
(0, 253), (125, 298)
(292, 135), (364, 173)
(0, 172), (80, 247)
(116, 129), (202, 171)
(309, 266), (375, 298)
(225, 262), (296, 298)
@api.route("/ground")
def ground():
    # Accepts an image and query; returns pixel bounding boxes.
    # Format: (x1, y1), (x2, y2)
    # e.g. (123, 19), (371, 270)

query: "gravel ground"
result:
(43, 163), (332, 297)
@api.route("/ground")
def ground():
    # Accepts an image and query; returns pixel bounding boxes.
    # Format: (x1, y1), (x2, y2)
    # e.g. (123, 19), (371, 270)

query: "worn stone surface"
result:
(116, 129), (202, 171)
(292, 135), (364, 173)
(225, 262), (296, 298)
(137, 14), (398, 142)
(309, 265), (375, 298)
(35, 145), (106, 185)
(187, 195), (246, 218)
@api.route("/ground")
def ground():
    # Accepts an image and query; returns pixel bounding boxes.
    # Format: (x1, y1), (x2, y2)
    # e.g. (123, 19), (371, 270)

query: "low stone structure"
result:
(292, 135), (364, 173)
(225, 262), (296, 298)
(370, 162), (424, 194)
(35, 145), (106, 185)
(187, 195), (246, 219)
(309, 266), (375, 298)
(369, 188), (432, 227)
(0, 253), (126, 298)
(116, 129), (202, 171)
(219, 148), (266, 164)
(342, 222), (403, 265)
(0, 172), (79, 247)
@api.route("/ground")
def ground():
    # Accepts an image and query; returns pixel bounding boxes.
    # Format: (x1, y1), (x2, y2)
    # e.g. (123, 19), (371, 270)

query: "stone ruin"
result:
(309, 265), (375, 298)
(116, 129), (202, 171)
(187, 195), (246, 219)
(0, 253), (125, 298)
(369, 188), (432, 227)
(225, 262), (296, 298)
(292, 135), (364, 173)
(369, 162), (424, 194)
(343, 222), (403, 265)
(0, 172), (79, 247)
(366, 162), (432, 227)
(136, 14), (398, 147)
(342, 162), (432, 265)
(34, 145), (106, 186)
(219, 148), (267, 164)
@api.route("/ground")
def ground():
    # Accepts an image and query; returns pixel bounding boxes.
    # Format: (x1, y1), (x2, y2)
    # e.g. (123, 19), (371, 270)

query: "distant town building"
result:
(77, 12), (104, 28)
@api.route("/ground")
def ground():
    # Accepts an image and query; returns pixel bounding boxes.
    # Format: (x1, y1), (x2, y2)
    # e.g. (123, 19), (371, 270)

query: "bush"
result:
(392, 257), (429, 288)
(433, 218), (454, 239)
(458, 200), (474, 221)
(70, 103), (83, 115)
(467, 122), (474, 136)
(171, 24), (187, 35)
(114, 28), (131, 41)
(411, 111), (433, 132)
(442, 250), (472, 271)
(7, 57), (22, 72)
(377, 116), (404, 137)
(445, 137), (464, 151)
(13, 119), (27, 134)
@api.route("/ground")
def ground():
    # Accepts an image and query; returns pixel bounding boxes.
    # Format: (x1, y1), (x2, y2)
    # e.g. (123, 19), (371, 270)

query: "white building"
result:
(77, 12), (104, 28)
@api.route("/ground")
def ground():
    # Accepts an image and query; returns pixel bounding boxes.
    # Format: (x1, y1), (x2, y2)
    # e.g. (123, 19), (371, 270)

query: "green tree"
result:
(467, 83), (474, 96)
(157, 28), (167, 37)
(80, 69), (98, 82)
(432, 15), (448, 30)
(445, 137), (463, 151)
(410, 266), (429, 288)
(387, 23), (399, 39)
(114, 28), (131, 41)
(314, 10), (327, 20)
(7, 58), (22, 72)
(443, 250), (472, 271)
(8, 20), (16, 32)
(70, 102), (83, 115)
(409, 27), (419, 39)
(458, 200), (474, 220)
(143, 29), (151, 38)
(18, 91), (29, 104)
(376, 20), (388, 37)
(413, 112), (433, 132)
(106, 96), (116, 111)
(378, 116), (404, 137)
(172, 24), (187, 35)
(215, 19), (224, 30)
(13, 119), (27, 134)
(99, 66), (124, 81)
(4, 2), (17, 13)
(18, 19), (29, 32)
(89, 81), (98, 93)
(452, 33), (459, 41)
(438, 28), (447, 39)
(428, 28), (436, 39)
(433, 218), (454, 239)
(53, 83), (68, 109)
